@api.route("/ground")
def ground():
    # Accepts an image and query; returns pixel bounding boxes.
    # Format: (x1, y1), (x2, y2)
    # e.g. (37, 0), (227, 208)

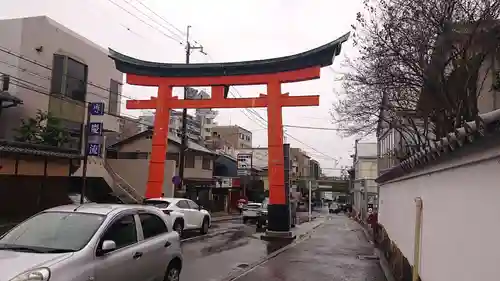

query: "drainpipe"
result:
(412, 197), (423, 281)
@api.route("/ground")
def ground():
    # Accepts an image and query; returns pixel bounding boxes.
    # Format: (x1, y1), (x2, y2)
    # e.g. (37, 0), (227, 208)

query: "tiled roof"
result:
(0, 91), (22, 104)
(0, 140), (83, 159)
(376, 109), (500, 183)
(108, 129), (217, 155)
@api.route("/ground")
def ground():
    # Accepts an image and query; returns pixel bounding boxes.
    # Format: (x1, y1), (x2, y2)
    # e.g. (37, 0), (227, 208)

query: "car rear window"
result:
(246, 204), (261, 209)
(143, 200), (170, 208)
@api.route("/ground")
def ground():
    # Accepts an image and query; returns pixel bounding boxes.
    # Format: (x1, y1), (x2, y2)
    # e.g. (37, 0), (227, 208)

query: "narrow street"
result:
(234, 215), (386, 281)
(180, 211), (385, 281)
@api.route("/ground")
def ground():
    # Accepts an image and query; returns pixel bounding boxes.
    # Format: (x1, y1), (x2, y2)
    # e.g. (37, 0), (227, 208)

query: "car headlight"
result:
(10, 268), (50, 281)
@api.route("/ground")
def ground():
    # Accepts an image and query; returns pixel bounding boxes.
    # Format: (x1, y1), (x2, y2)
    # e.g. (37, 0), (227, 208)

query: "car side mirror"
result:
(97, 240), (116, 256)
(198, 205), (203, 211)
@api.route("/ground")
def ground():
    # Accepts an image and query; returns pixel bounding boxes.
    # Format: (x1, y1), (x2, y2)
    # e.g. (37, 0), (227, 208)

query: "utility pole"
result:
(178, 25), (206, 192)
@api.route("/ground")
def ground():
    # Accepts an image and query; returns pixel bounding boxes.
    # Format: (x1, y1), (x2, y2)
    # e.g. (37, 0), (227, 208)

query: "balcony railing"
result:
(103, 160), (144, 203)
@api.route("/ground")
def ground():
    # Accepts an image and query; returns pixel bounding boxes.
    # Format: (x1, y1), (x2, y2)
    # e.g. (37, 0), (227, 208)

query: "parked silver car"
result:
(0, 204), (183, 281)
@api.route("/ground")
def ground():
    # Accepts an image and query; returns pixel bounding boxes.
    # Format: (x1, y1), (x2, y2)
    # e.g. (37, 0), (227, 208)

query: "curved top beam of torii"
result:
(108, 33), (349, 78)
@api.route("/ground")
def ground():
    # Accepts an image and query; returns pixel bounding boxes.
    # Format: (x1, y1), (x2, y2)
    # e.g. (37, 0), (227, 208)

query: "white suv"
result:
(144, 198), (211, 236)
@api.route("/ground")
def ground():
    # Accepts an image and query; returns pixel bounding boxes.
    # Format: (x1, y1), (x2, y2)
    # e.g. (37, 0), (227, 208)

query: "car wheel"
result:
(173, 220), (184, 237)
(200, 217), (209, 234)
(164, 259), (181, 281)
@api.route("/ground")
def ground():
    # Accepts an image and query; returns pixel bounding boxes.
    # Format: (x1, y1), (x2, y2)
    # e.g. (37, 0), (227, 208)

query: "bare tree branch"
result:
(332, 0), (500, 153)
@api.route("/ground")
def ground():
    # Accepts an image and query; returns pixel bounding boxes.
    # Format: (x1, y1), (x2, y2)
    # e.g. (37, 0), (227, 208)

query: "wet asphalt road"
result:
(234, 215), (386, 281)
(181, 219), (244, 240)
(181, 212), (385, 281)
(180, 220), (267, 281)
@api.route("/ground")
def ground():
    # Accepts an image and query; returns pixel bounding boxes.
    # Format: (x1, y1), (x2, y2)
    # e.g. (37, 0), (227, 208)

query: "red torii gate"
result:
(109, 32), (349, 236)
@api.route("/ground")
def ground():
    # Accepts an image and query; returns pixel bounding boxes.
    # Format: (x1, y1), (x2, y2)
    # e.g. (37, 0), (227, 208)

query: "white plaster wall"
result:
(0, 16), (122, 139)
(379, 146), (500, 281)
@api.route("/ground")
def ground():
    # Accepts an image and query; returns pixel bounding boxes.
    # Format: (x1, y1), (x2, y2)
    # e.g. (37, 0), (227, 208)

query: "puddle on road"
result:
(357, 255), (379, 260)
(236, 263), (249, 269)
(200, 230), (251, 256)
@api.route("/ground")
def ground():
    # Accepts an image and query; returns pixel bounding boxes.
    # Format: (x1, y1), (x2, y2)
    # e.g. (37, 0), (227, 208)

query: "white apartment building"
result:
(137, 89), (218, 144)
(0, 16), (152, 203)
(351, 142), (378, 219)
(0, 16), (121, 148)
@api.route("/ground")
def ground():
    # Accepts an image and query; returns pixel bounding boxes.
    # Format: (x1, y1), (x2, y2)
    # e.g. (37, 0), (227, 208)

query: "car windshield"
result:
(0, 212), (105, 253)
(143, 200), (170, 208)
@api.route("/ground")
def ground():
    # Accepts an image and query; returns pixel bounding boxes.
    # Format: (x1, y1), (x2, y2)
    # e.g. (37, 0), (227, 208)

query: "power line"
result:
(105, 0), (184, 44)
(0, 47), (156, 115)
(132, 0), (187, 39)
(1, 7), (337, 162)
(283, 125), (346, 131)
(224, 85), (338, 159)
(0, 46), (265, 136)
(120, 0), (185, 43)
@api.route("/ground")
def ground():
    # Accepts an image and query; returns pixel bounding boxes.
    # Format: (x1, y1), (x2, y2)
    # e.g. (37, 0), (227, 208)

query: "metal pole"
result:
(178, 26), (191, 194)
(308, 180), (312, 222)
(412, 197), (423, 281)
(80, 102), (91, 204)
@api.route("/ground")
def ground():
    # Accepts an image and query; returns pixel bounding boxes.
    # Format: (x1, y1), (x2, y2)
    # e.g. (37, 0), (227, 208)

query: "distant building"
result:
(309, 159), (321, 180)
(136, 90), (218, 144)
(106, 116), (141, 145)
(138, 110), (202, 143)
(350, 141), (378, 219)
(210, 125), (252, 148)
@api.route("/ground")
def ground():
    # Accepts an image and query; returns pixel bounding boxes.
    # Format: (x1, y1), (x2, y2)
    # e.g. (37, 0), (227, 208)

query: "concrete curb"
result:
(212, 216), (240, 223)
(218, 219), (326, 281)
(358, 222), (396, 281)
(181, 226), (244, 244)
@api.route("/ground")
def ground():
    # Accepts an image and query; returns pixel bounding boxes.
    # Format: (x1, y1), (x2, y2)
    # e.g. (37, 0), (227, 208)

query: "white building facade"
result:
(376, 110), (500, 281)
(137, 90), (218, 144)
(0, 16), (122, 148)
(351, 142), (378, 218)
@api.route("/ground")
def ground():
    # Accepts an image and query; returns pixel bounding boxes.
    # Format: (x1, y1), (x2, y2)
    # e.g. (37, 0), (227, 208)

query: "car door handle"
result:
(164, 241), (172, 248)
(133, 252), (143, 259)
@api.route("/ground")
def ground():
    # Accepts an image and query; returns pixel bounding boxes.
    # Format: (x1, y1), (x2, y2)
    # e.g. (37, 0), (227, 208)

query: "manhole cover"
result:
(357, 255), (379, 260)
(236, 263), (249, 269)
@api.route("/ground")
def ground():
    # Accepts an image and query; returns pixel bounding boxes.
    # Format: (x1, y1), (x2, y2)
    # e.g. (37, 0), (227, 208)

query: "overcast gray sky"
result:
(1, 0), (365, 175)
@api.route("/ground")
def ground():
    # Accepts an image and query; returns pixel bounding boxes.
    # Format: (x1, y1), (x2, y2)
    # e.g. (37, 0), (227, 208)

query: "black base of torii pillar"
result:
(261, 143), (296, 242)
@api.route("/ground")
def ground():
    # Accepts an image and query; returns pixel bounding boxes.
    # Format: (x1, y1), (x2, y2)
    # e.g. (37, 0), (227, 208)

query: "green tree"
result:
(15, 110), (70, 147)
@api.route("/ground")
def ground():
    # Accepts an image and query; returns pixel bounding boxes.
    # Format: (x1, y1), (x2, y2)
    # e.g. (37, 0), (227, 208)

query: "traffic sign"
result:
(237, 153), (252, 170)
(172, 176), (181, 185)
(89, 122), (103, 136)
(87, 143), (101, 156)
(89, 102), (105, 116)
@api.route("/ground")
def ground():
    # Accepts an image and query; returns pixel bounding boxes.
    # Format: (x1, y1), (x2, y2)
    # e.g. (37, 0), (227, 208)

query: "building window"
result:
(185, 154), (195, 168)
(51, 55), (88, 102)
(166, 153), (179, 167)
(202, 157), (211, 170)
(109, 79), (120, 114)
(1, 74), (9, 91)
(49, 54), (88, 132)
